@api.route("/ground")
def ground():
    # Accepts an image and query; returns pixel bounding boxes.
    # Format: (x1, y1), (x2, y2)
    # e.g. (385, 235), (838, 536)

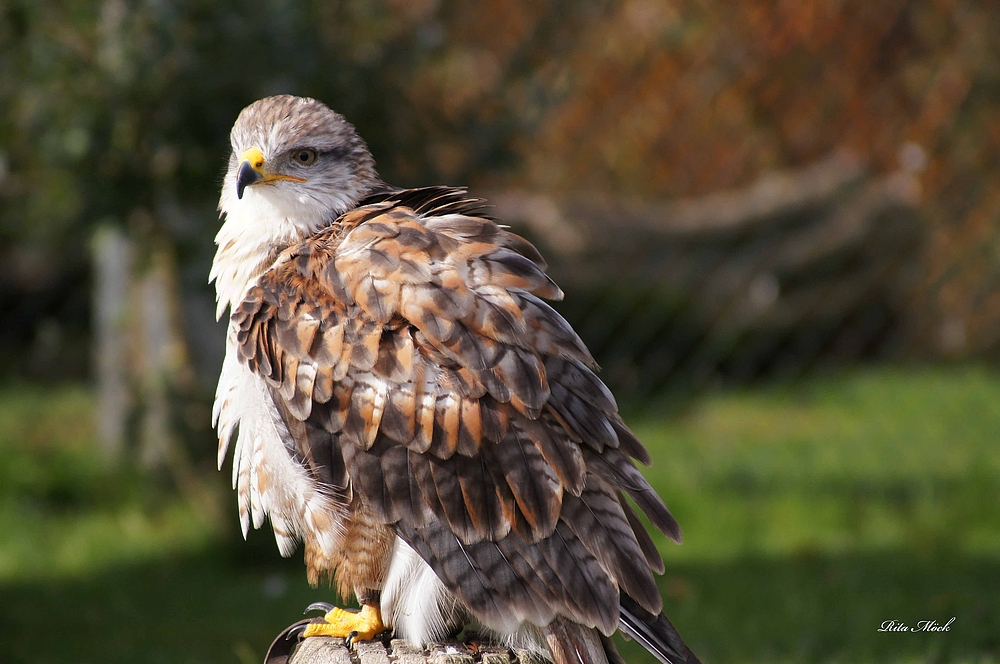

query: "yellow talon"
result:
(302, 604), (386, 641)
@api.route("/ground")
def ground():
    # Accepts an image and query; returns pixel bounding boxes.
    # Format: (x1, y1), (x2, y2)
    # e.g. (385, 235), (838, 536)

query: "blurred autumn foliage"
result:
(1, 0), (999, 386)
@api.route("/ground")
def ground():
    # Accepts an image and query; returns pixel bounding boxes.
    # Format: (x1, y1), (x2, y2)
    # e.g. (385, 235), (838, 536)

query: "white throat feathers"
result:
(209, 95), (380, 319)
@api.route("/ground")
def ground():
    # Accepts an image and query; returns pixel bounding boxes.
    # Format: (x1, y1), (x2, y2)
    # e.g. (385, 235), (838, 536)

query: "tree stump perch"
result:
(288, 637), (540, 664)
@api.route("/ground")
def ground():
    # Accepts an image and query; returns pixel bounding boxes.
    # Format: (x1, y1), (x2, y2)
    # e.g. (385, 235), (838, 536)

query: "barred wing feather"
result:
(231, 187), (681, 639)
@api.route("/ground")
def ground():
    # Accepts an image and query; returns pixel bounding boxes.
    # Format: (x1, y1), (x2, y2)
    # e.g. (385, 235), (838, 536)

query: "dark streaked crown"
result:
(230, 95), (379, 186)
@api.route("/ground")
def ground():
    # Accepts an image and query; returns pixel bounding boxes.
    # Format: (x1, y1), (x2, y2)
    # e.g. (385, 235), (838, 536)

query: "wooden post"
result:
(136, 244), (185, 469)
(91, 224), (133, 466)
(91, 223), (195, 474)
(288, 637), (540, 664)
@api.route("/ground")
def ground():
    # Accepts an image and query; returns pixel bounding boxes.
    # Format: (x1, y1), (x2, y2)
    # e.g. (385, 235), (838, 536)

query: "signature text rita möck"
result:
(879, 618), (955, 633)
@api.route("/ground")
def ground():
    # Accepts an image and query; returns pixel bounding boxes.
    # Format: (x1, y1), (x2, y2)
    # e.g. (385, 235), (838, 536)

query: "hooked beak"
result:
(236, 159), (263, 199)
(235, 147), (305, 199)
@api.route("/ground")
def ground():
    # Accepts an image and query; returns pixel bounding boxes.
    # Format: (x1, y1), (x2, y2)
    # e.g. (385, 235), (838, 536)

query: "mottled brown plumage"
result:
(233, 186), (679, 629)
(213, 96), (699, 664)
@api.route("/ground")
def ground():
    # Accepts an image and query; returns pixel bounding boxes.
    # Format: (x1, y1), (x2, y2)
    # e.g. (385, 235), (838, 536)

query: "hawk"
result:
(211, 95), (699, 664)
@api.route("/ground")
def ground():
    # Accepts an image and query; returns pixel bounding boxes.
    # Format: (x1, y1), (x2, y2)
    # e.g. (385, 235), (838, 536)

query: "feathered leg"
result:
(301, 507), (394, 643)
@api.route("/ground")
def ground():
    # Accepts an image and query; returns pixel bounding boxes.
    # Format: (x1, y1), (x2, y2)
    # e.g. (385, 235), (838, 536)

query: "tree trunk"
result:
(287, 637), (541, 664)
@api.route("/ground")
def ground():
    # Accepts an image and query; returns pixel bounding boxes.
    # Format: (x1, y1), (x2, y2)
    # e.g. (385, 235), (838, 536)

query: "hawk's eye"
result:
(292, 149), (317, 166)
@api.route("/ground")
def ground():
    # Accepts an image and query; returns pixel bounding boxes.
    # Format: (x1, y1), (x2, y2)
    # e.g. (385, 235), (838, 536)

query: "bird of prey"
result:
(211, 95), (699, 664)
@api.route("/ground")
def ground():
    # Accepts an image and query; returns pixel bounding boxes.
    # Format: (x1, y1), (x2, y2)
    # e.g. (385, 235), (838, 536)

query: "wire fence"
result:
(491, 150), (924, 406)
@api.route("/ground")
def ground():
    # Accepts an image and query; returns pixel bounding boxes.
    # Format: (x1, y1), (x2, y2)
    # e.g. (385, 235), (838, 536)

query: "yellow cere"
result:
(240, 146), (305, 183)
(241, 147), (266, 172)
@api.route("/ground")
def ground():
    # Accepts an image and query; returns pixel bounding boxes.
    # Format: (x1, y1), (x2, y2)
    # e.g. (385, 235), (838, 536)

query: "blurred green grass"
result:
(1, 367), (998, 663)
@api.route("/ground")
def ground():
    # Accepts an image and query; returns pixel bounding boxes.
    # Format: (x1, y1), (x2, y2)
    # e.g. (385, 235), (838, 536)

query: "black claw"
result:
(304, 602), (334, 615)
(286, 622), (309, 640)
(264, 619), (314, 664)
(346, 630), (359, 647)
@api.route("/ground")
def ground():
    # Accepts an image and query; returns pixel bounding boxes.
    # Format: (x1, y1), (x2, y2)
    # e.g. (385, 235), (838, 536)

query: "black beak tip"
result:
(236, 160), (262, 200)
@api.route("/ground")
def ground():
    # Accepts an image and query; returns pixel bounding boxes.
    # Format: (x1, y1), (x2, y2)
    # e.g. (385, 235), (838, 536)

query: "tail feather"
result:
(599, 633), (626, 664)
(543, 618), (611, 664)
(618, 595), (701, 664)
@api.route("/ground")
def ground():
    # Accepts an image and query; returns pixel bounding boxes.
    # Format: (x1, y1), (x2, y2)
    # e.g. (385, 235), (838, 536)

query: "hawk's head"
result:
(220, 95), (381, 232)
(212, 96), (382, 319)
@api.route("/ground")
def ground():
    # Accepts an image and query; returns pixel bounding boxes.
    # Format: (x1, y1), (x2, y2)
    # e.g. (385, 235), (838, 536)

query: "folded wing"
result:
(232, 187), (681, 637)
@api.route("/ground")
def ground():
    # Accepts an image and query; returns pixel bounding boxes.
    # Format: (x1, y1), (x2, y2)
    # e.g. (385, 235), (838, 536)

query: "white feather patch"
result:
(381, 538), (552, 658)
(381, 538), (461, 644)
(214, 331), (346, 557)
(210, 163), (360, 320)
